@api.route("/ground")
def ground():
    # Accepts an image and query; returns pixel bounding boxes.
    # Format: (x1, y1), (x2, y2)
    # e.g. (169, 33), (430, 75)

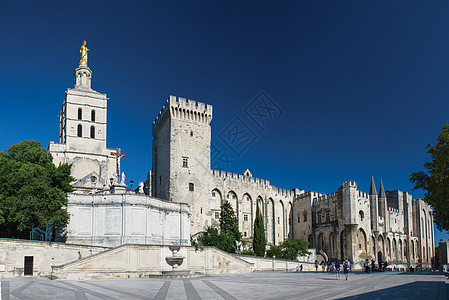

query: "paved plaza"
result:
(0, 271), (448, 300)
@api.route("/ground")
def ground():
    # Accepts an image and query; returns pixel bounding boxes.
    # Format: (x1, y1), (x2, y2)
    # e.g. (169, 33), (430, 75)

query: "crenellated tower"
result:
(152, 95), (213, 234)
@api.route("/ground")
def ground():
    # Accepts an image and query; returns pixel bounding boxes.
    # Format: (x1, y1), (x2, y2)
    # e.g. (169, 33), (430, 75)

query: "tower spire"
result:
(369, 176), (377, 195)
(379, 180), (386, 198)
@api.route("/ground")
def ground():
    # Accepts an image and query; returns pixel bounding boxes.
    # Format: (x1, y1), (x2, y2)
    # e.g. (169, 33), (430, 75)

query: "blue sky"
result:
(1, 1), (448, 244)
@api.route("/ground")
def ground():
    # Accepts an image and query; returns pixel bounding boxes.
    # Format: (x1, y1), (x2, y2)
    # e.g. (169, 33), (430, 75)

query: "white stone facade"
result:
(49, 47), (435, 268)
(292, 179), (435, 267)
(49, 65), (117, 193)
(61, 193), (190, 247)
(151, 95), (435, 266)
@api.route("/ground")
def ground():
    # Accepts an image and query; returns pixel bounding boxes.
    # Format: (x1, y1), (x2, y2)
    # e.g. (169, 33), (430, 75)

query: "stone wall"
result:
(62, 193), (190, 247)
(52, 245), (253, 280)
(0, 239), (109, 278)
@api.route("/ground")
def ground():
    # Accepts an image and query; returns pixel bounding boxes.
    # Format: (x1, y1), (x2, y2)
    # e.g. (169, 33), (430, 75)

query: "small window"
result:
(91, 110), (95, 122)
(359, 210), (364, 221)
(244, 214), (248, 221)
(297, 214), (301, 223)
(91, 176), (96, 183)
(215, 212), (220, 219)
(189, 183), (194, 191)
(200, 207), (202, 214)
(317, 214), (322, 224)
(90, 126), (95, 138)
(182, 157), (188, 168)
(277, 217), (280, 224)
(325, 213), (330, 222)
(212, 191), (216, 197)
(77, 124), (82, 137)
(78, 108), (82, 120)
(244, 232), (247, 237)
(303, 212), (308, 222)
(190, 131), (193, 137)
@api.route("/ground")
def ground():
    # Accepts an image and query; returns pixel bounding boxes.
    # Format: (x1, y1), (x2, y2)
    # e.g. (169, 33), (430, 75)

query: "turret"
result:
(379, 180), (388, 229)
(369, 177), (379, 231)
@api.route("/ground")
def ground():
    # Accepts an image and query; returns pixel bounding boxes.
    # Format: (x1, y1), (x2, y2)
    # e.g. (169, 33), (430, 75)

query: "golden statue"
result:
(79, 40), (89, 67)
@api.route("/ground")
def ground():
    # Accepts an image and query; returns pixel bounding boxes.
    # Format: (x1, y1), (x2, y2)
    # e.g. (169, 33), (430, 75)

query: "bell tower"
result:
(49, 41), (119, 193)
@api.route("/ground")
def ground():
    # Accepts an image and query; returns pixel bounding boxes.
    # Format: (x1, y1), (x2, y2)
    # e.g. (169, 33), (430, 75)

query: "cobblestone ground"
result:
(0, 271), (448, 300)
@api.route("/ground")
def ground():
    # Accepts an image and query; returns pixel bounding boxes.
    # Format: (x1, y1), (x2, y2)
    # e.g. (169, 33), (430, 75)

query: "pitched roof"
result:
(369, 176), (377, 195)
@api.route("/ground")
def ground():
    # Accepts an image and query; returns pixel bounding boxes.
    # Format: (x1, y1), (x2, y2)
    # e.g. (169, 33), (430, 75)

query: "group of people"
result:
(363, 259), (388, 272)
(314, 259), (351, 280)
(191, 239), (204, 252)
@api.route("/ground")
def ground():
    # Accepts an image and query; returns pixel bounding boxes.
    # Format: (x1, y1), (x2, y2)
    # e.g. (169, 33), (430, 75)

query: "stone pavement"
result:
(0, 271), (447, 300)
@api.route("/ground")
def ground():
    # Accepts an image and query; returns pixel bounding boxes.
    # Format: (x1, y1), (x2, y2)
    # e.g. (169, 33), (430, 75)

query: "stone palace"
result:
(49, 42), (435, 268)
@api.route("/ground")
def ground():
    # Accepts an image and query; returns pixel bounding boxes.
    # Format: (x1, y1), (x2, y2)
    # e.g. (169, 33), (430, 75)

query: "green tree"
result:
(280, 238), (310, 260)
(266, 245), (284, 258)
(410, 124), (449, 231)
(0, 140), (74, 238)
(253, 204), (266, 256)
(220, 201), (242, 250)
(199, 226), (235, 253)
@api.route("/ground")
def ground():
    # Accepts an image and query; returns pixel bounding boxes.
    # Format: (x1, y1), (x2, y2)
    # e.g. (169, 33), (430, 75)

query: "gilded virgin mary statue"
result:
(79, 41), (89, 67)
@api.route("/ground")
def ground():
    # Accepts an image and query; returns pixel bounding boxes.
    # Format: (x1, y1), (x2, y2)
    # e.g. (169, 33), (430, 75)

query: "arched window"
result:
(359, 210), (364, 221)
(303, 211), (308, 222)
(78, 108), (82, 120)
(90, 126), (95, 138)
(77, 124), (82, 137)
(91, 110), (95, 122)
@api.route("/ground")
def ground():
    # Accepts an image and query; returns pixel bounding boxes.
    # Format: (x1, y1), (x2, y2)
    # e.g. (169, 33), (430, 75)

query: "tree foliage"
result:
(253, 204), (266, 256)
(266, 238), (310, 260)
(266, 245), (283, 258)
(0, 141), (74, 238)
(220, 201), (242, 250)
(410, 124), (449, 231)
(199, 226), (235, 253)
(280, 238), (310, 260)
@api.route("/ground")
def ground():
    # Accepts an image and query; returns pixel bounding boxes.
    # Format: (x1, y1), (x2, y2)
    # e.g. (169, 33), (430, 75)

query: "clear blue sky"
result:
(1, 1), (448, 245)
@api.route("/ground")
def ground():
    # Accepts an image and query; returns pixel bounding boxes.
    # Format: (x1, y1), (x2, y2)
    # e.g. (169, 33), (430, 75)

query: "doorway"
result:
(24, 256), (33, 276)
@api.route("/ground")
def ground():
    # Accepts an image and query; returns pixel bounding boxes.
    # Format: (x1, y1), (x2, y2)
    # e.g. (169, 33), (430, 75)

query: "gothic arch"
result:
(329, 232), (335, 257)
(278, 200), (285, 241)
(211, 188), (222, 201)
(241, 193), (253, 239)
(317, 232), (324, 252)
(386, 237), (391, 259)
(256, 196), (264, 217)
(288, 202), (293, 238)
(392, 238), (397, 261)
(357, 228), (367, 253)
(308, 234), (314, 249)
(267, 198), (275, 245)
(378, 235), (385, 258)
(340, 231), (347, 259)
(226, 190), (238, 216)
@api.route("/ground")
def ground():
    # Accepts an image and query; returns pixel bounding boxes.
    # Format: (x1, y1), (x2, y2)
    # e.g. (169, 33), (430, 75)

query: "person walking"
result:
(343, 259), (350, 280)
(364, 259), (369, 273)
(315, 260), (319, 272)
(335, 260), (341, 279)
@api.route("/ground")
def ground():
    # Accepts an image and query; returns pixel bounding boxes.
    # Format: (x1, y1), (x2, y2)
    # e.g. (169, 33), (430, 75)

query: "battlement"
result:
(388, 207), (400, 213)
(152, 95), (214, 136)
(296, 191), (326, 200)
(342, 180), (357, 188)
(212, 170), (270, 187)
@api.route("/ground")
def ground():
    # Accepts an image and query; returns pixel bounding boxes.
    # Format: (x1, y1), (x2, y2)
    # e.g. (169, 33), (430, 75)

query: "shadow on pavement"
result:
(336, 280), (447, 300)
